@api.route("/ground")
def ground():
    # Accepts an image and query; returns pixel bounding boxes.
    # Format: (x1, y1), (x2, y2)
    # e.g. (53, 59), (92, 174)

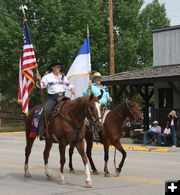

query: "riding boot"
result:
(38, 115), (46, 141)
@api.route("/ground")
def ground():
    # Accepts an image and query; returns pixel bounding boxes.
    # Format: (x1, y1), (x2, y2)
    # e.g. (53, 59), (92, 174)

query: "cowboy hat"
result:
(93, 72), (102, 77)
(48, 62), (63, 71)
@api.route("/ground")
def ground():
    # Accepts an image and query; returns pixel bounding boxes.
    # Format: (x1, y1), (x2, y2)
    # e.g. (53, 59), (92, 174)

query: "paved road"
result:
(0, 132), (180, 195)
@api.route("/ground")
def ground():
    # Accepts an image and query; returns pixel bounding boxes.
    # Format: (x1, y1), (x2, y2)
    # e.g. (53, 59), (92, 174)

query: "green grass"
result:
(0, 124), (24, 132)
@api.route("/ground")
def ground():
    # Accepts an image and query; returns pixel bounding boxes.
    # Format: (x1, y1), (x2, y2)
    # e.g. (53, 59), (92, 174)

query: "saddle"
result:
(51, 96), (71, 117)
(30, 96), (71, 139)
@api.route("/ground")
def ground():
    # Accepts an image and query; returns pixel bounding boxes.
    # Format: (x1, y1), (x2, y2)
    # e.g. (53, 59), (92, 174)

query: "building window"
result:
(159, 88), (173, 108)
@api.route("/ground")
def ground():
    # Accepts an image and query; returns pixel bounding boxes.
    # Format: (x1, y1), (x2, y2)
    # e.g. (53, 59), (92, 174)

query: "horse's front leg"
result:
(103, 143), (110, 177)
(85, 132), (98, 174)
(113, 141), (126, 176)
(59, 143), (67, 185)
(43, 141), (53, 180)
(76, 139), (93, 188)
(24, 136), (36, 177)
(69, 143), (75, 173)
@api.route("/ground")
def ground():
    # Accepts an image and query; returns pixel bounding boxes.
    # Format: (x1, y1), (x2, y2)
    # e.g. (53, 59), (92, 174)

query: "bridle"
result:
(86, 104), (102, 125)
(113, 99), (136, 120)
(125, 99), (136, 119)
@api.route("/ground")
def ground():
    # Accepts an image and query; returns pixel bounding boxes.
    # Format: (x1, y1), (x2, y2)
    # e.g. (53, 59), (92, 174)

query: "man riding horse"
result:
(36, 61), (75, 140)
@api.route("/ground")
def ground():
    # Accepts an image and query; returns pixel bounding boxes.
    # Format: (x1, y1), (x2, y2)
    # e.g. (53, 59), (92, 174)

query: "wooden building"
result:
(102, 25), (180, 141)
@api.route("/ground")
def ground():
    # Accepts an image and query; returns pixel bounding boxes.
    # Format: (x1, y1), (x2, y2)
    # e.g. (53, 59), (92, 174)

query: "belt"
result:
(48, 92), (65, 97)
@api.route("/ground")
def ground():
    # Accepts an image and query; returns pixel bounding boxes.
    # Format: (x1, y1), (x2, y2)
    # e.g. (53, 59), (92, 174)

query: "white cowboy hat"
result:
(153, 120), (158, 124)
(93, 72), (102, 77)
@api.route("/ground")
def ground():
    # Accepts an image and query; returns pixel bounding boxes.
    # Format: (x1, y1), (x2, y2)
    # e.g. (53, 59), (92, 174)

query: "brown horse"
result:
(24, 94), (102, 187)
(69, 98), (143, 177)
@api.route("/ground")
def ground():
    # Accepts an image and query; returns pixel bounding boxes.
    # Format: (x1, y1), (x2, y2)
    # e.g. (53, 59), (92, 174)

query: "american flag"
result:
(18, 21), (38, 115)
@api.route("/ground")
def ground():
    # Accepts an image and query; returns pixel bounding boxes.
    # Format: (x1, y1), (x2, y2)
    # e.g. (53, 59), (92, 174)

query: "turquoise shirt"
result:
(83, 83), (111, 108)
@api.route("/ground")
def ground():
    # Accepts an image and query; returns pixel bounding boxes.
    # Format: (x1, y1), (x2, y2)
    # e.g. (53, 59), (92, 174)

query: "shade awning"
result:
(102, 64), (180, 85)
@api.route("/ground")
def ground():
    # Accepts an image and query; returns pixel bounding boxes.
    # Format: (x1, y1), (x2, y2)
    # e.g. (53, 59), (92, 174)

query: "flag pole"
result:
(87, 24), (89, 36)
(19, 5), (49, 138)
(86, 24), (92, 95)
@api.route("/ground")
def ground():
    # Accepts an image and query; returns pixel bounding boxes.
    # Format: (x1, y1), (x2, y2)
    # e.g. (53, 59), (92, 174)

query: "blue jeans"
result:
(158, 134), (171, 145)
(170, 126), (177, 145)
(38, 95), (58, 136)
(143, 131), (157, 144)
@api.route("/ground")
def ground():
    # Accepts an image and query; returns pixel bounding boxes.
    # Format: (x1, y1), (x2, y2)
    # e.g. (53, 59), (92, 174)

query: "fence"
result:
(0, 111), (24, 128)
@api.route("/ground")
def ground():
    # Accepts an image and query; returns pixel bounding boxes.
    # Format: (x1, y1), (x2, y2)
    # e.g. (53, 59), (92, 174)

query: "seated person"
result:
(143, 121), (161, 144)
(158, 128), (171, 146)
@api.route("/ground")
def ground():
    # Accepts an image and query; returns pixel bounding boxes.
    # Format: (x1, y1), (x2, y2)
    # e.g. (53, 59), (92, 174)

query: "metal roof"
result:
(152, 25), (180, 33)
(102, 64), (180, 85)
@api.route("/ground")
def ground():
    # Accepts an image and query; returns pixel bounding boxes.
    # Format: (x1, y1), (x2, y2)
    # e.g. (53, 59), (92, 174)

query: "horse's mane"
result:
(113, 99), (126, 113)
(58, 96), (90, 115)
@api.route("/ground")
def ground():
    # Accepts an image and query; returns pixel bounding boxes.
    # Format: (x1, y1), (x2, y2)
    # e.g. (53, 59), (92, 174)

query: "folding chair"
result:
(143, 132), (159, 146)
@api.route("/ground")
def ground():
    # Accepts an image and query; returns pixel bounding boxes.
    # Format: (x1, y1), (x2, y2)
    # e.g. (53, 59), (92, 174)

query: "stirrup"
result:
(39, 135), (46, 141)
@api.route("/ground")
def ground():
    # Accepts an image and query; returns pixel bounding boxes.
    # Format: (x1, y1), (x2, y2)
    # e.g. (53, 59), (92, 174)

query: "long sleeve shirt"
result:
(149, 125), (161, 134)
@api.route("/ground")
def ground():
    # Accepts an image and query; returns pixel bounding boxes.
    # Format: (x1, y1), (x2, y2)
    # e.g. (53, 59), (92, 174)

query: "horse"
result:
(24, 94), (102, 188)
(68, 98), (143, 177)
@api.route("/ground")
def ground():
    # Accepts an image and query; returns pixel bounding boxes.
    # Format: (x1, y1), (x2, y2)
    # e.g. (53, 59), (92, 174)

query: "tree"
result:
(0, 0), (170, 105)
(0, 0), (22, 102)
(113, 0), (170, 72)
(138, 0), (170, 67)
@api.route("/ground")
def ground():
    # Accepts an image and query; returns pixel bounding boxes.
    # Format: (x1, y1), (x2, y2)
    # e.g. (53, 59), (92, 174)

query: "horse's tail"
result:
(113, 148), (117, 172)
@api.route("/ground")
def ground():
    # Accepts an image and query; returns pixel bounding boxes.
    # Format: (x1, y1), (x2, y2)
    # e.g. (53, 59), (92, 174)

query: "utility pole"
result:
(109, 0), (115, 75)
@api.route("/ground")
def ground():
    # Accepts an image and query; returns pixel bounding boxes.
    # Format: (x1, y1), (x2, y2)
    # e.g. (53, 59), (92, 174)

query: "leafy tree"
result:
(138, 0), (170, 67)
(0, 0), (170, 106)
(113, 0), (170, 72)
(0, 0), (22, 101)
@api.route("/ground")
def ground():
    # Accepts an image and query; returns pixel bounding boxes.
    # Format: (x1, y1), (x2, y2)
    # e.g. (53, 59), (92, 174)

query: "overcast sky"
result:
(143, 0), (180, 26)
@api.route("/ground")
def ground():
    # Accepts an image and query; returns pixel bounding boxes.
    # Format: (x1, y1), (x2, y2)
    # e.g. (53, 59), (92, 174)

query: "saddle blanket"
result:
(29, 107), (43, 138)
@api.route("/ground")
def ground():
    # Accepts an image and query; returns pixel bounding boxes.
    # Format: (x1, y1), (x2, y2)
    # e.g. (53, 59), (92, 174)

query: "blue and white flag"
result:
(66, 36), (91, 98)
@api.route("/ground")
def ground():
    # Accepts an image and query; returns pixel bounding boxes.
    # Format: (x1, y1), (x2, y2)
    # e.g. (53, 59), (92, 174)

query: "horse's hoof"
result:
(115, 168), (121, 177)
(104, 172), (111, 177)
(24, 172), (31, 178)
(92, 170), (99, 175)
(84, 180), (93, 188)
(69, 169), (75, 173)
(60, 180), (67, 185)
(47, 175), (53, 181)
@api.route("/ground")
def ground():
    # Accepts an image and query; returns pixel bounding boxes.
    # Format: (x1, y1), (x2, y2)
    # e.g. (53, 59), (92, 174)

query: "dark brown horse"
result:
(24, 94), (102, 187)
(69, 98), (143, 177)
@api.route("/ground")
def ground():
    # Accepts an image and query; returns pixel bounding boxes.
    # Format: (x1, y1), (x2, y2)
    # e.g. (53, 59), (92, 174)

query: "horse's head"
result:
(125, 98), (143, 121)
(86, 94), (103, 130)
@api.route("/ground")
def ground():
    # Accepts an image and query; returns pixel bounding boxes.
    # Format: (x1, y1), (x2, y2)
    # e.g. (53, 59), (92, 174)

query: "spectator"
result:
(143, 121), (161, 145)
(158, 128), (171, 146)
(166, 110), (178, 147)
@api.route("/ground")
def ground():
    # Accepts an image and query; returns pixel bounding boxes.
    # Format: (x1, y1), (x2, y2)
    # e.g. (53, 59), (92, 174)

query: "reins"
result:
(54, 99), (101, 134)
(125, 99), (135, 118)
(58, 113), (83, 134)
(113, 99), (135, 119)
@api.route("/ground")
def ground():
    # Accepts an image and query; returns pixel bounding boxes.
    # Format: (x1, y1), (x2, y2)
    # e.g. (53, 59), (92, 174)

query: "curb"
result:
(0, 131), (24, 135)
(93, 143), (170, 152)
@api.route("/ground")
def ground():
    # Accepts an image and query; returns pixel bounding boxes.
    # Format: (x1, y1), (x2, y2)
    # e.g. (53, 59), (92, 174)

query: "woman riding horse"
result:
(69, 98), (143, 176)
(83, 72), (112, 140)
